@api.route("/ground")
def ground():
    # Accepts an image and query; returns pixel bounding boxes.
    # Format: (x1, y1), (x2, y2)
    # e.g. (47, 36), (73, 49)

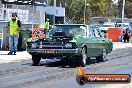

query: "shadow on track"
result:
(22, 58), (99, 68)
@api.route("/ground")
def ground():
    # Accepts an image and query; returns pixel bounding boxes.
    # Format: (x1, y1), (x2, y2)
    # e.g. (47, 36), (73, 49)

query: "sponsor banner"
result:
(76, 67), (131, 85)
(17, 0), (32, 5)
(1, 0), (17, 4)
(2, 0), (47, 6)
(2, 8), (41, 24)
(2, 0), (32, 5)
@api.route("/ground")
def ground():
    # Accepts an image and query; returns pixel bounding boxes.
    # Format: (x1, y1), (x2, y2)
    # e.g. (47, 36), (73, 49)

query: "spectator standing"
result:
(7, 13), (21, 55)
(44, 19), (50, 34)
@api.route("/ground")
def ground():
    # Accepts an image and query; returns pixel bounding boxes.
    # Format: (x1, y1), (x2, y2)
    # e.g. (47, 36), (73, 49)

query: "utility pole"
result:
(122, 0), (125, 29)
(84, 0), (86, 24)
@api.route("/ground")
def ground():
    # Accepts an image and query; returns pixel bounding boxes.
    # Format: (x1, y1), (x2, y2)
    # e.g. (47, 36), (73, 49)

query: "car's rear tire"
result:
(32, 55), (41, 65)
(79, 47), (87, 67)
(96, 49), (107, 62)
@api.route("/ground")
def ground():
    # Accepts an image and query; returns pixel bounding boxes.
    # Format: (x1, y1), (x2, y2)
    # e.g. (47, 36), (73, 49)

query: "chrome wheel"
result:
(81, 47), (87, 67)
(96, 49), (107, 62)
(102, 49), (107, 61)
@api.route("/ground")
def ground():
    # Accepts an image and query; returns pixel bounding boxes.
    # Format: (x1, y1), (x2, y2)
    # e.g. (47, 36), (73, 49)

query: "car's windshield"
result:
(48, 25), (86, 37)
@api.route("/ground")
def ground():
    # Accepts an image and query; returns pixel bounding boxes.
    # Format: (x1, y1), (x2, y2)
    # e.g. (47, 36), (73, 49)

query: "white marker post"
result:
(32, 5), (34, 30)
(122, 0), (125, 29)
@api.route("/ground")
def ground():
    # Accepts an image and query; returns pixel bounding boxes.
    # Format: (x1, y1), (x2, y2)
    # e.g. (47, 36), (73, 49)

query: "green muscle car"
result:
(27, 24), (113, 67)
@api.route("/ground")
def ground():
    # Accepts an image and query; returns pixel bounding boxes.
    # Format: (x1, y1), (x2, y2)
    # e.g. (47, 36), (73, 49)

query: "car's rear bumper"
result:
(27, 48), (81, 58)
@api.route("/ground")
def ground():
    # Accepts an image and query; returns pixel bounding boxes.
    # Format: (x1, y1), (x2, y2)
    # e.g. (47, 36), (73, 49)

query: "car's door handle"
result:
(102, 40), (105, 41)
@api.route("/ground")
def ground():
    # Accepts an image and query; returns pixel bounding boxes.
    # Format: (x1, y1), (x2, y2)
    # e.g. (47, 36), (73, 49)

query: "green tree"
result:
(125, 1), (132, 18)
(65, 0), (115, 24)
(89, 0), (113, 17)
(118, 0), (132, 18)
(65, 0), (90, 24)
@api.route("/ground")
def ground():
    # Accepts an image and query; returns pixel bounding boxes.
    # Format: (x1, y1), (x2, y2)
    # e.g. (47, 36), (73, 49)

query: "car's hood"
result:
(28, 36), (74, 43)
(27, 31), (84, 43)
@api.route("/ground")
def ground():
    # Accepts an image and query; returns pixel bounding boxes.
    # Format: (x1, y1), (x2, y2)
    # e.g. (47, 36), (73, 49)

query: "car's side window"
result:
(88, 28), (95, 37)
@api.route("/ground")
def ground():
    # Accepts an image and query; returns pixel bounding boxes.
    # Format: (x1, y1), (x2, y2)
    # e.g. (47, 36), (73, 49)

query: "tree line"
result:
(65, 0), (132, 24)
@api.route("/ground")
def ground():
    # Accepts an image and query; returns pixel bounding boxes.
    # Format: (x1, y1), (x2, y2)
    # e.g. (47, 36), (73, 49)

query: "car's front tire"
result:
(96, 49), (107, 62)
(32, 55), (41, 65)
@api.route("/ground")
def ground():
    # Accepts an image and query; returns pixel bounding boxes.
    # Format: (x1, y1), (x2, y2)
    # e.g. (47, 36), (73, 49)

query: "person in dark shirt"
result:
(123, 30), (130, 43)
